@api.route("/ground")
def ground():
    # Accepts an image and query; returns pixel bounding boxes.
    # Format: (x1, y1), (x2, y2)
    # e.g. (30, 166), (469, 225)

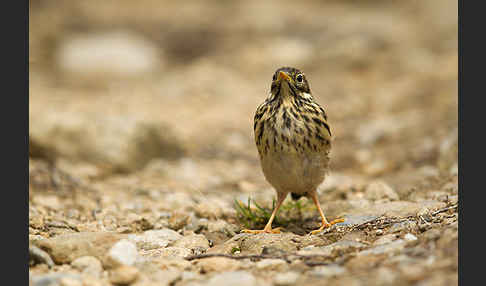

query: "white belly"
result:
(260, 150), (329, 194)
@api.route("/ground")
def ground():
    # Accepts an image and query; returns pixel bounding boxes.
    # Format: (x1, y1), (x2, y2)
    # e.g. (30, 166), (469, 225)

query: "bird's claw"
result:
(309, 218), (345, 235)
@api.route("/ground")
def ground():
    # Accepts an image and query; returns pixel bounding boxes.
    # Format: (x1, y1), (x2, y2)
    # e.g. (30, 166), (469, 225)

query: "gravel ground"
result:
(29, 1), (457, 285)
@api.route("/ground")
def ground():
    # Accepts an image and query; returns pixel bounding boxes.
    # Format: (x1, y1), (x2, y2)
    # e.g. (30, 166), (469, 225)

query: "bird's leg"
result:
(309, 191), (344, 235)
(241, 192), (287, 234)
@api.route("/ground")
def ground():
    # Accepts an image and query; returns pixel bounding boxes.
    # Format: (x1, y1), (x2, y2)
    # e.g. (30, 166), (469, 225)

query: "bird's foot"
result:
(241, 227), (281, 234)
(309, 218), (345, 235)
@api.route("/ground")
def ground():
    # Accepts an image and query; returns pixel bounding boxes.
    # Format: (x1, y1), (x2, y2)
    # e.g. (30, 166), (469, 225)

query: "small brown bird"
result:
(243, 67), (344, 235)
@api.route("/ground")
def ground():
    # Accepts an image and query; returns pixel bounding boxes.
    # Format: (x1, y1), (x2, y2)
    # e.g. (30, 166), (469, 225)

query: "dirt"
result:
(29, 0), (458, 285)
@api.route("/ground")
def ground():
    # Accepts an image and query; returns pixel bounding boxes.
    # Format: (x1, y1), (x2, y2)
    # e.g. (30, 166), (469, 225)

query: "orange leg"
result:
(241, 193), (287, 234)
(309, 191), (344, 235)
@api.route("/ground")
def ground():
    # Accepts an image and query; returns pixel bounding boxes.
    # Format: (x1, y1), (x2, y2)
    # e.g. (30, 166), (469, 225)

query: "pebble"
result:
(106, 239), (138, 267)
(59, 277), (82, 286)
(32, 232), (124, 265)
(389, 221), (417, 233)
(146, 269), (181, 285)
(207, 220), (238, 235)
(365, 181), (399, 201)
(375, 267), (397, 284)
(169, 211), (191, 230)
(29, 245), (54, 268)
(237, 233), (300, 255)
(273, 271), (300, 285)
(158, 247), (192, 258)
(255, 259), (288, 271)
(196, 257), (242, 273)
(310, 265), (346, 277)
(71, 256), (103, 278)
(374, 234), (398, 246)
(194, 202), (223, 219)
(299, 240), (367, 257)
(206, 271), (257, 286)
(171, 234), (210, 251)
(57, 31), (160, 76)
(187, 217), (209, 232)
(31, 273), (82, 286)
(110, 266), (139, 285)
(404, 233), (418, 241)
(127, 229), (182, 251)
(149, 256), (192, 270)
(359, 239), (406, 256)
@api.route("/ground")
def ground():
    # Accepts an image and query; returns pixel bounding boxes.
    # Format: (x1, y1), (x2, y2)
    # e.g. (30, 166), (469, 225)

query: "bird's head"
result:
(270, 67), (312, 99)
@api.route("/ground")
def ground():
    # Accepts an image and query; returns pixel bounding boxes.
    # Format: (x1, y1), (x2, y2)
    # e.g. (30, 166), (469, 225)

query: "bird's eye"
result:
(296, 74), (304, 83)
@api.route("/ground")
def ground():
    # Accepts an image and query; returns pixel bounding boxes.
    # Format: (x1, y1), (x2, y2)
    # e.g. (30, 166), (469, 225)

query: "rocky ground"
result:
(29, 0), (458, 285)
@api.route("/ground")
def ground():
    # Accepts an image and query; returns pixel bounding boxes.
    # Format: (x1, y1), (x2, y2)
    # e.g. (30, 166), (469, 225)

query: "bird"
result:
(242, 67), (344, 235)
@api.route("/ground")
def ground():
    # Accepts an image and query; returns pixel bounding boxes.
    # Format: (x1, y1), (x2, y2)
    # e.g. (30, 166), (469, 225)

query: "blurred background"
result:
(29, 0), (457, 204)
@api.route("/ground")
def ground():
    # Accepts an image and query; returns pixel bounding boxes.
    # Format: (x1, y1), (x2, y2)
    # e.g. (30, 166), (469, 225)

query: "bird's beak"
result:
(278, 71), (293, 84)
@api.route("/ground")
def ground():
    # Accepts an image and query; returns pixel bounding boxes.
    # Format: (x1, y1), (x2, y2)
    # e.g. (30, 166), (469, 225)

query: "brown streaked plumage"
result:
(243, 67), (344, 235)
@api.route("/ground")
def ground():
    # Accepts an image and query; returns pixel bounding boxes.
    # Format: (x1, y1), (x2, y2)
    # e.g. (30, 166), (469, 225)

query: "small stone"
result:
(359, 239), (405, 256)
(127, 229), (182, 251)
(206, 271), (257, 286)
(207, 220), (238, 236)
(59, 277), (82, 286)
(274, 271), (300, 285)
(399, 264), (426, 281)
(79, 276), (106, 286)
(126, 215), (153, 232)
(29, 112), (184, 173)
(171, 234), (210, 252)
(389, 221), (417, 233)
(168, 211), (191, 230)
(375, 267), (397, 285)
(149, 256), (192, 270)
(237, 233), (300, 255)
(196, 257), (242, 273)
(255, 259), (288, 271)
(310, 265), (346, 277)
(299, 240), (366, 257)
(32, 232), (124, 265)
(194, 202), (223, 219)
(145, 269), (181, 285)
(31, 273), (82, 286)
(106, 239), (138, 268)
(186, 218), (208, 233)
(374, 234), (398, 246)
(404, 233), (418, 241)
(375, 229), (384, 236)
(71, 256), (103, 278)
(417, 207), (431, 217)
(159, 247), (192, 258)
(29, 245), (54, 268)
(365, 181), (399, 201)
(57, 31), (160, 77)
(110, 266), (139, 285)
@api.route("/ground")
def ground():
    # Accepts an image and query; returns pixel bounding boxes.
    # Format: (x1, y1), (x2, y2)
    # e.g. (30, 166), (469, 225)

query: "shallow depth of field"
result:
(29, 1), (458, 285)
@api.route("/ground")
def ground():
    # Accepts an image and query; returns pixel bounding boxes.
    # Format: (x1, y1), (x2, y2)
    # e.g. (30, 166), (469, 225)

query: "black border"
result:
(4, 0), (28, 282)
